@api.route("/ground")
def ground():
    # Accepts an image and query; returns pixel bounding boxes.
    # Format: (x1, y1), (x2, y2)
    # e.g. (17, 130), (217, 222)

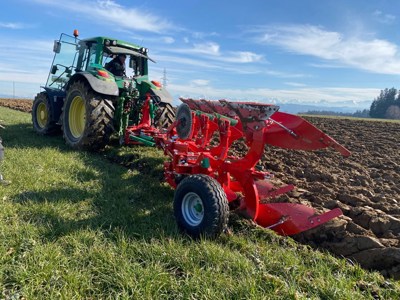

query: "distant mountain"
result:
(0, 93), (32, 100)
(276, 103), (369, 114)
(262, 98), (372, 114)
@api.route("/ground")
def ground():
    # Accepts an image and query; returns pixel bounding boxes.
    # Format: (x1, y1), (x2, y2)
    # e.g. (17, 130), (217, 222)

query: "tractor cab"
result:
(46, 33), (153, 92)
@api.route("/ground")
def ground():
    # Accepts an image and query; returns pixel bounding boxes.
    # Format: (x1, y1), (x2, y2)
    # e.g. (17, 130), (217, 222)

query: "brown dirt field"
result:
(256, 117), (400, 279)
(1, 98), (400, 279)
(0, 98), (33, 113)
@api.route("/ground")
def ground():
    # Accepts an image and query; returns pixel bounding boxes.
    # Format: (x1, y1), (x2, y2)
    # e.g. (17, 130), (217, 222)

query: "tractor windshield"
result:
(45, 33), (79, 90)
(102, 45), (150, 78)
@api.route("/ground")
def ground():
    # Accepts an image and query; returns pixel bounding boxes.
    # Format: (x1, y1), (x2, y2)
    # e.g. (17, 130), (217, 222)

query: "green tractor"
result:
(32, 30), (175, 150)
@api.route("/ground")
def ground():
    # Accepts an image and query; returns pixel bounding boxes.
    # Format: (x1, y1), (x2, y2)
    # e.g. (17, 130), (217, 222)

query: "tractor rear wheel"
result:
(32, 92), (60, 135)
(62, 81), (115, 150)
(174, 174), (229, 238)
(154, 102), (175, 129)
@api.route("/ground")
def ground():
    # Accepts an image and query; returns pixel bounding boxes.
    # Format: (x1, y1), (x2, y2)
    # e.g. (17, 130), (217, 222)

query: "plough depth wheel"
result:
(174, 175), (229, 238)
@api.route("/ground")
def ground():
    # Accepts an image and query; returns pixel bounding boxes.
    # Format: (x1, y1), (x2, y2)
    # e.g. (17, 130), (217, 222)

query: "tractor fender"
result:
(150, 87), (173, 104)
(68, 72), (119, 96)
(138, 80), (173, 104)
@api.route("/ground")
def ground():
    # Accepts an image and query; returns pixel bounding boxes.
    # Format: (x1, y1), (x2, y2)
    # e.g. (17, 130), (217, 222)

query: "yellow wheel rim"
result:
(36, 102), (48, 128)
(69, 96), (86, 139)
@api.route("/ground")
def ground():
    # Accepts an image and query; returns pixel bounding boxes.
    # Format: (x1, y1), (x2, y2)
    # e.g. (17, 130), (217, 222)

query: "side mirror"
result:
(53, 41), (61, 53)
(51, 65), (58, 74)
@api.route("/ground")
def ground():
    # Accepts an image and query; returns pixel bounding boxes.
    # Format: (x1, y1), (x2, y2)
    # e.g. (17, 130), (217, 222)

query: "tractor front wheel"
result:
(32, 92), (60, 135)
(173, 174), (229, 238)
(62, 81), (115, 150)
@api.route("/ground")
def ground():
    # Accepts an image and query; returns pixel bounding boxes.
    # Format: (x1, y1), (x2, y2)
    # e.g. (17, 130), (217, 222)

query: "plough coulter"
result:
(127, 97), (351, 238)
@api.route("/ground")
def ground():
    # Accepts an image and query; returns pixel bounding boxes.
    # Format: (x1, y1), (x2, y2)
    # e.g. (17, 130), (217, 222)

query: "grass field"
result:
(1, 106), (399, 299)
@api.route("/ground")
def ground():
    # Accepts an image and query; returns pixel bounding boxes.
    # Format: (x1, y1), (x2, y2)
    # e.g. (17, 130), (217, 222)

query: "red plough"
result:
(155, 98), (350, 237)
(143, 98), (351, 237)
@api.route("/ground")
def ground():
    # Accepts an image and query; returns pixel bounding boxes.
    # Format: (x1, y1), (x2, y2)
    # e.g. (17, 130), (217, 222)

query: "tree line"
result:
(301, 109), (370, 118)
(369, 87), (400, 119)
(303, 88), (400, 119)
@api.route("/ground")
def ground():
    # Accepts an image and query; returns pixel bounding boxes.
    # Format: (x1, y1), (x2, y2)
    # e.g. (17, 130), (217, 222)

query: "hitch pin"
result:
(268, 118), (298, 138)
(265, 215), (289, 229)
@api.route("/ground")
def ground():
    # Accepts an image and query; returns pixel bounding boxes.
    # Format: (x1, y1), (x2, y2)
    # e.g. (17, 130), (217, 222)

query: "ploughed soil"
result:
(0, 98), (33, 113)
(1, 98), (400, 279)
(254, 116), (400, 279)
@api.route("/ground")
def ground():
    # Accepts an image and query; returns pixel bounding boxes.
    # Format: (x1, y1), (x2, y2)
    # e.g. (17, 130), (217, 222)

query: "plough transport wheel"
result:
(174, 175), (229, 238)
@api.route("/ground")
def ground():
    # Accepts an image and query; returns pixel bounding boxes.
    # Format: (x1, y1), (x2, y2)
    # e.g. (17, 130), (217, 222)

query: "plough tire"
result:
(174, 174), (229, 238)
(62, 81), (115, 150)
(155, 102), (175, 129)
(32, 92), (60, 135)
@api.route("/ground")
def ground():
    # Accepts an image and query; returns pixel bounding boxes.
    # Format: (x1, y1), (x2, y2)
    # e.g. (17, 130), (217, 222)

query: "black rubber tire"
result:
(62, 81), (115, 150)
(154, 102), (175, 129)
(174, 174), (229, 238)
(32, 92), (60, 135)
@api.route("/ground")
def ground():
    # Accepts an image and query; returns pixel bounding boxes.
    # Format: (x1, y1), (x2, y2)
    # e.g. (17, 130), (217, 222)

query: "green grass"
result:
(0, 106), (399, 299)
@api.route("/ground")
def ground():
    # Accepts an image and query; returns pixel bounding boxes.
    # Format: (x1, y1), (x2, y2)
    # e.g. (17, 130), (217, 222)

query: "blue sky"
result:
(1, 0), (400, 110)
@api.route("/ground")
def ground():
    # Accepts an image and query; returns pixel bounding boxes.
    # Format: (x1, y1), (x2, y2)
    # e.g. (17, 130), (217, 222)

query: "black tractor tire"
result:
(62, 81), (115, 150)
(154, 102), (175, 129)
(173, 174), (229, 238)
(32, 92), (60, 135)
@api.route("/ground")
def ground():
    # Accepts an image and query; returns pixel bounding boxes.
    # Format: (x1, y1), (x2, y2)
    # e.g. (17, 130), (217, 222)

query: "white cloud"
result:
(162, 37), (175, 44)
(254, 24), (400, 74)
(0, 22), (26, 29)
(191, 31), (219, 39)
(222, 51), (264, 63)
(190, 43), (264, 63)
(31, 0), (175, 33)
(190, 79), (210, 86)
(124, 33), (175, 46)
(373, 10), (396, 24)
(192, 42), (220, 55)
(162, 42), (264, 65)
(153, 53), (270, 77)
(285, 82), (307, 87)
